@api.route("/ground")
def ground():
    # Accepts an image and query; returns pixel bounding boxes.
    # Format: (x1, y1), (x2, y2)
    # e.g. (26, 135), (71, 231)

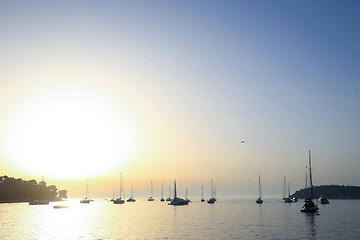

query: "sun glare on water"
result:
(3, 90), (135, 179)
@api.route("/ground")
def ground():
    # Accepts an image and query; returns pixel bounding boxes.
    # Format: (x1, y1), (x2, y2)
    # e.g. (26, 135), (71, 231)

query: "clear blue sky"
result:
(0, 1), (359, 197)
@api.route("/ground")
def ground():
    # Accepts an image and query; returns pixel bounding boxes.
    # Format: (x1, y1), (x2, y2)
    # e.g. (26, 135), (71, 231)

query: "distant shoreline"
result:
(291, 185), (360, 199)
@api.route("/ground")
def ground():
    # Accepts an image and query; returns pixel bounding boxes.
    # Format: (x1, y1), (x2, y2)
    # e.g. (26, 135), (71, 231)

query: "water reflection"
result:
(257, 203), (263, 226)
(305, 213), (317, 240)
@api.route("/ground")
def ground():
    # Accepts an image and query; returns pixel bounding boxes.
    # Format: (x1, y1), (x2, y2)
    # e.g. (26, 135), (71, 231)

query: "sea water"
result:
(1, 198), (359, 239)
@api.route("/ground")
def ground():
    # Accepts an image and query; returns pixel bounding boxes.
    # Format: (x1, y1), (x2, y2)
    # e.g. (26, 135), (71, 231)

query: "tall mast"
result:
(161, 182), (164, 198)
(174, 179), (177, 199)
(305, 166), (308, 188)
(282, 176), (286, 198)
(309, 150), (314, 199)
(211, 178), (214, 198)
(201, 184), (204, 199)
(259, 175), (262, 199)
(131, 182), (133, 198)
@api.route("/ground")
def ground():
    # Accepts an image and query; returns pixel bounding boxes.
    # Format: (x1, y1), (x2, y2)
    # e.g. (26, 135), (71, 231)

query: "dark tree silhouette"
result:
(0, 176), (67, 203)
(291, 185), (360, 199)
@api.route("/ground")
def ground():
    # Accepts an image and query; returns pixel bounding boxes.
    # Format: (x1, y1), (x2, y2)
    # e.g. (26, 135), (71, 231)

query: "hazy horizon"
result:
(1, 1), (359, 198)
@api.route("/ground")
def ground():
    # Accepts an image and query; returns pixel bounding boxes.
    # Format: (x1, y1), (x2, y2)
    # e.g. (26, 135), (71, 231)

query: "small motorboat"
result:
(318, 196), (329, 204)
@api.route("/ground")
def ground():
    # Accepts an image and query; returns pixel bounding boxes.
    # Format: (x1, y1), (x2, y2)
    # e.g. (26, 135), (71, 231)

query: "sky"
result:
(0, 0), (359, 199)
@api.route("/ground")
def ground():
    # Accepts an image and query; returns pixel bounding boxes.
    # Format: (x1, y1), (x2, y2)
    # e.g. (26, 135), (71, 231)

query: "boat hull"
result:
(169, 198), (188, 206)
(113, 198), (125, 204)
(301, 199), (319, 213)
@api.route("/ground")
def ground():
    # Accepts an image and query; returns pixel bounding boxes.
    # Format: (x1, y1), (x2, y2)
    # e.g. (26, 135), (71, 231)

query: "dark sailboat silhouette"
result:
(114, 173), (125, 204)
(256, 174), (263, 204)
(169, 179), (188, 205)
(301, 150), (319, 213)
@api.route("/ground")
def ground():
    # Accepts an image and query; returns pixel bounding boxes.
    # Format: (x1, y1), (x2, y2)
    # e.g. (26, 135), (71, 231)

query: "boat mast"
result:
(174, 179), (177, 199)
(305, 166), (308, 188)
(308, 150), (314, 200)
(211, 178), (214, 198)
(201, 184), (204, 199)
(161, 182), (164, 198)
(282, 176), (286, 198)
(259, 175), (262, 199)
(131, 182), (133, 198)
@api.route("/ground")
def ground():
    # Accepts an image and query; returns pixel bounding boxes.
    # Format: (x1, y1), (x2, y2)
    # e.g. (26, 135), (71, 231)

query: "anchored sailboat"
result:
(256, 174), (263, 204)
(148, 180), (154, 201)
(207, 178), (216, 204)
(114, 173), (125, 204)
(201, 184), (205, 202)
(80, 179), (91, 203)
(301, 150), (319, 213)
(160, 182), (165, 202)
(281, 176), (292, 203)
(127, 182), (136, 202)
(169, 179), (188, 205)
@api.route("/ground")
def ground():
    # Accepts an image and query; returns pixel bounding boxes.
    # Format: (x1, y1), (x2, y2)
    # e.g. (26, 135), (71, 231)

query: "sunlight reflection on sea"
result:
(1, 198), (360, 239)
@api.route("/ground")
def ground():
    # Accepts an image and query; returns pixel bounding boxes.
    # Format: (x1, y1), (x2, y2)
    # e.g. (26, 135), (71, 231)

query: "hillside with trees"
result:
(291, 185), (360, 199)
(0, 176), (67, 203)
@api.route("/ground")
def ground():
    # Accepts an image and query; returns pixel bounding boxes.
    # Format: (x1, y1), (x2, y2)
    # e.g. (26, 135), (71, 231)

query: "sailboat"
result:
(80, 179), (91, 203)
(256, 174), (263, 204)
(114, 173), (125, 204)
(148, 180), (155, 201)
(127, 182), (136, 202)
(281, 176), (292, 203)
(201, 184), (205, 202)
(166, 184), (172, 201)
(160, 182), (165, 202)
(207, 179), (216, 204)
(168, 179), (188, 205)
(301, 150), (319, 213)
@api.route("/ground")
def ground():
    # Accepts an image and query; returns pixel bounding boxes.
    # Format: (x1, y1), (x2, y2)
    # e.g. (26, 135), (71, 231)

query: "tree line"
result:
(291, 184), (360, 199)
(0, 175), (67, 203)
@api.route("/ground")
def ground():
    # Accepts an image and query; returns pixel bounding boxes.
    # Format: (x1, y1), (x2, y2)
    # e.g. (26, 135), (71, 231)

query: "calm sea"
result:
(1, 198), (359, 239)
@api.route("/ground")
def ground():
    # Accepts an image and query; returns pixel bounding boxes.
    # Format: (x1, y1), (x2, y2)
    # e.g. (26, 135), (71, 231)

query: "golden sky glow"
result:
(1, 1), (359, 198)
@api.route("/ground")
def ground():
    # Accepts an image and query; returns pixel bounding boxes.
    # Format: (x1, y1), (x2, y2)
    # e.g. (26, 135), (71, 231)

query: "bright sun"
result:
(3, 89), (134, 179)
